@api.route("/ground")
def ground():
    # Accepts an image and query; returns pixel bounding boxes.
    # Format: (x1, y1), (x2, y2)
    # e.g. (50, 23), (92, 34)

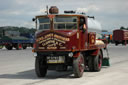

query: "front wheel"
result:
(73, 54), (85, 78)
(35, 57), (47, 77)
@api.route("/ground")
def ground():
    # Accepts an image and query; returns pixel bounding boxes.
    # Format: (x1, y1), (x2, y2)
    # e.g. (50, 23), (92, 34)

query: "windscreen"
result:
(37, 17), (50, 30)
(54, 16), (78, 29)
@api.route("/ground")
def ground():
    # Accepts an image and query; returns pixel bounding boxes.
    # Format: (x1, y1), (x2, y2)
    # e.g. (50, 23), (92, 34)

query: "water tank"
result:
(49, 6), (59, 14)
(87, 18), (102, 39)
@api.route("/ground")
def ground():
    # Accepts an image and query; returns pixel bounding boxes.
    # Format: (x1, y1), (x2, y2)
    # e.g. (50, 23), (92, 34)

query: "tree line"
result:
(0, 26), (36, 37)
(120, 26), (128, 30)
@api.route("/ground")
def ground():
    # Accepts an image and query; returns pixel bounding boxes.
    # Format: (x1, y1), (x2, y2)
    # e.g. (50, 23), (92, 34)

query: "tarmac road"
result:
(0, 44), (128, 85)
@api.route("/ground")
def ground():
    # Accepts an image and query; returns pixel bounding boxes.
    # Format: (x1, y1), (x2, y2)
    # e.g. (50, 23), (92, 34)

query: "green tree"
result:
(126, 27), (128, 30)
(120, 26), (125, 30)
(0, 26), (36, 36)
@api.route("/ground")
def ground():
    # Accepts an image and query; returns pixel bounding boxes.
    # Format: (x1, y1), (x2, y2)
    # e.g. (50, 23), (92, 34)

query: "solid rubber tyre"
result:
(23, 45), (27, 49)
(73, 54), (85, 78)
(88, 51), (103, 72)
(115, 42), (118, 46)
(35, 57), (47, 77)
(94, 51), (102, 71)
(88, 56), (94, 71)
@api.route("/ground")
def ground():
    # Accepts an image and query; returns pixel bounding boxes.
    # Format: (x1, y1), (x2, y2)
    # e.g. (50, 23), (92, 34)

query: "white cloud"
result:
(76, 5), (100, 13)
(0, 0), (128, 31)
(40, 8), (47, 14)
(23, 21), (35, 28)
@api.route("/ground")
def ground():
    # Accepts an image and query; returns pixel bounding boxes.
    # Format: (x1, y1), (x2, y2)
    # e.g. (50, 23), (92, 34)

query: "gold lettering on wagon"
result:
(124, 32), (128, 38)
(37, 33), (70, 50)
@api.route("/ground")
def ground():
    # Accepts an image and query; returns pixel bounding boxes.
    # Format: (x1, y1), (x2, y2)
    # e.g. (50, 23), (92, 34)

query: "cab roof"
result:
(36, 14), (87, 18)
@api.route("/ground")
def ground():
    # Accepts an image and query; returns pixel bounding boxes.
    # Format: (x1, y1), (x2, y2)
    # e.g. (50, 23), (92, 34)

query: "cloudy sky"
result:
(0, 0), (128, 31)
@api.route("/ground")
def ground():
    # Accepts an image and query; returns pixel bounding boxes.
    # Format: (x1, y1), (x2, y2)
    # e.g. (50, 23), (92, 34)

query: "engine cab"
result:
(33, 6), (108, 78)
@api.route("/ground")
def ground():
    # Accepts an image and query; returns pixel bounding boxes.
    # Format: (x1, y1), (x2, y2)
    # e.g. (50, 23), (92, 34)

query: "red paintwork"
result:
(113, 29), (128, 41)
(34, 14), (106, 57)
(73, 52), (80, 57)
(91, 49), (99, 56)
(55, 30), (77, 36)
(35, 30), (80, 51)
(88, 32), (96, 46)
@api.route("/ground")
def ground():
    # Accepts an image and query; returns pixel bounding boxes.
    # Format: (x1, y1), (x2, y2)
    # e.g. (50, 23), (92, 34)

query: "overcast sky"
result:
(0, 0), (128, 31)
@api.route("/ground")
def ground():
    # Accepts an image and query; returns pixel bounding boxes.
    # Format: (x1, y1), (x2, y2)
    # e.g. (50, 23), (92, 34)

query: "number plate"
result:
(47, 56), (65, 63)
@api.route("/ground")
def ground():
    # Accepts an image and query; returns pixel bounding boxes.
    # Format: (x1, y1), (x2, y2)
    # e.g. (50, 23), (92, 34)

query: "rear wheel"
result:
(5, 44), (13, 50)
(73, 54), (85, 78)
(35, 57), (47, 77)
(23, 46), (27, 49)
(88, 56), (94, 71)
(115, 41), (118, 46)
(31, 43), (33, 48)
(22, 44), (27, 49)
(122, 41), (126, 46)
(94, 51), (102, 71)
(115, 43), (118, 46)
(88, 51), (103, 71)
